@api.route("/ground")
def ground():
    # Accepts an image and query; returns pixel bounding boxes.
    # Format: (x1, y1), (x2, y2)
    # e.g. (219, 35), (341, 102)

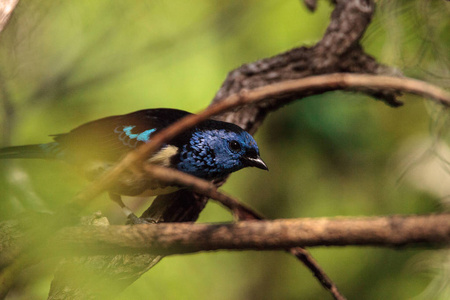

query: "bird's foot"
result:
(126, 213), (158, 225)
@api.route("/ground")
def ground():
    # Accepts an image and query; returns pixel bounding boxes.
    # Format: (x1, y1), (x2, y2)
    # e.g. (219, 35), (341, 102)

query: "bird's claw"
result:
(126, 213), (157, 225)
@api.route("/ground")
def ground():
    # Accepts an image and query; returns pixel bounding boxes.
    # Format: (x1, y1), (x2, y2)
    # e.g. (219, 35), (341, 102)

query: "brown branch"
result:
(4, 213), (447, 259)
(54, 214), (450, 255)
(144, 165), (260, 220)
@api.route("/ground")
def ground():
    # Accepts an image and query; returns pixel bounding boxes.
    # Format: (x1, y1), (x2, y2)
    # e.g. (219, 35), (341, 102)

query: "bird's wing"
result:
(53, 109), (191, 162)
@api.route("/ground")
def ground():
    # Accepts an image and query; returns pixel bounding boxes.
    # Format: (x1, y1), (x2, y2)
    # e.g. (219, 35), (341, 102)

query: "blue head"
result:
(176, 125), (267, 179)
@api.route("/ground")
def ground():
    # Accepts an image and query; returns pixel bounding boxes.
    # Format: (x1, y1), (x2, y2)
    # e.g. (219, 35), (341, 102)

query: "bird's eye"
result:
(228, 140), (241, 153)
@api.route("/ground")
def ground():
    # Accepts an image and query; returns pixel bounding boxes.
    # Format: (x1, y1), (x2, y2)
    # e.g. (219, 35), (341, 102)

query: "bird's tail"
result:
(0, 143), (61, 159)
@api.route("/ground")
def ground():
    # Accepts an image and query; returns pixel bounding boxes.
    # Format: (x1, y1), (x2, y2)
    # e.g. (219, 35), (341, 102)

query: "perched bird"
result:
(0, 108), (268, 222)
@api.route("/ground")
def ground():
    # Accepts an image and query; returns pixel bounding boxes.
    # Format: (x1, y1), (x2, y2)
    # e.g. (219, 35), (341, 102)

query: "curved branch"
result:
(73, 73), (450, 208)
(74, 73), (450, 207)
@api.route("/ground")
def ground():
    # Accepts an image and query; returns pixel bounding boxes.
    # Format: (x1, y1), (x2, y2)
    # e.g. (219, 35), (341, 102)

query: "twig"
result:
(289, 247), (345, 300)
(144, 165), (260, 220)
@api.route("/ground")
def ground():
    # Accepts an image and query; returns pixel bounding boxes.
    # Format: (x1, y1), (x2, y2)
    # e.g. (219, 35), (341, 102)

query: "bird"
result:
(0, 108), (268, 223)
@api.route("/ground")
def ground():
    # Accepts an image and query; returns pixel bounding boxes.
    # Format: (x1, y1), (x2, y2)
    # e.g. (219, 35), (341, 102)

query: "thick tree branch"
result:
(2, 214), (448, 260)
(50, 213), (450, 255)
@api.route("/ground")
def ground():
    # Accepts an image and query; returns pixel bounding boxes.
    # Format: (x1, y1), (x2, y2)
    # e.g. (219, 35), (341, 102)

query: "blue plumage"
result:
(177, 129), (262, 179)
(0, 109), (267, 220)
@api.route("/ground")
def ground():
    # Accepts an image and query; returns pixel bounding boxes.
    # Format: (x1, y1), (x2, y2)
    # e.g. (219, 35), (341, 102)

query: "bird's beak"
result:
(244, 155), (269, 171)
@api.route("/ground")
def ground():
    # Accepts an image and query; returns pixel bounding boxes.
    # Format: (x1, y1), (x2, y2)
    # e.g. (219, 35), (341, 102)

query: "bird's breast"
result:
(146, 145), (179, 167)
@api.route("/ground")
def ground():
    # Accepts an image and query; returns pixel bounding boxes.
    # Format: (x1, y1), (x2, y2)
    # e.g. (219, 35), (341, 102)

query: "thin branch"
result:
(0, 0), (18, 33)
(73, 73), (450, 208)
(144, 165), (346, 299)
(144, 165), (260, 220)
(0, 0), (19, 146)
(288, 247), (345, 300)
(55, 213), (450, 255)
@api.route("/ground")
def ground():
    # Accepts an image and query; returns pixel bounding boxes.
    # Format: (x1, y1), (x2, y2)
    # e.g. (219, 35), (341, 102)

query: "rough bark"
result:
(52, 214), (450, 255)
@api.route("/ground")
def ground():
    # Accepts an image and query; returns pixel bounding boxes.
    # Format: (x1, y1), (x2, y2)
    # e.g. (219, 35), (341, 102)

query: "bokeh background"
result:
(0, 0), (449, 299)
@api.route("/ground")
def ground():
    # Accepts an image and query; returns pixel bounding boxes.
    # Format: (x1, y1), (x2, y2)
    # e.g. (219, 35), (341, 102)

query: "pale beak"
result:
(244, 155), (269, 171)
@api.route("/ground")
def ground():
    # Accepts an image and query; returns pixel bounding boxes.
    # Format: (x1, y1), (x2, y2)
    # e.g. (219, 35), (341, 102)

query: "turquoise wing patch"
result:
(115, 126), (156, 147)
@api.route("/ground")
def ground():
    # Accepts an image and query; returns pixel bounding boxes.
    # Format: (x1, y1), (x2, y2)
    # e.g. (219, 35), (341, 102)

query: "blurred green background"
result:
(0, 0), (449, 299)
